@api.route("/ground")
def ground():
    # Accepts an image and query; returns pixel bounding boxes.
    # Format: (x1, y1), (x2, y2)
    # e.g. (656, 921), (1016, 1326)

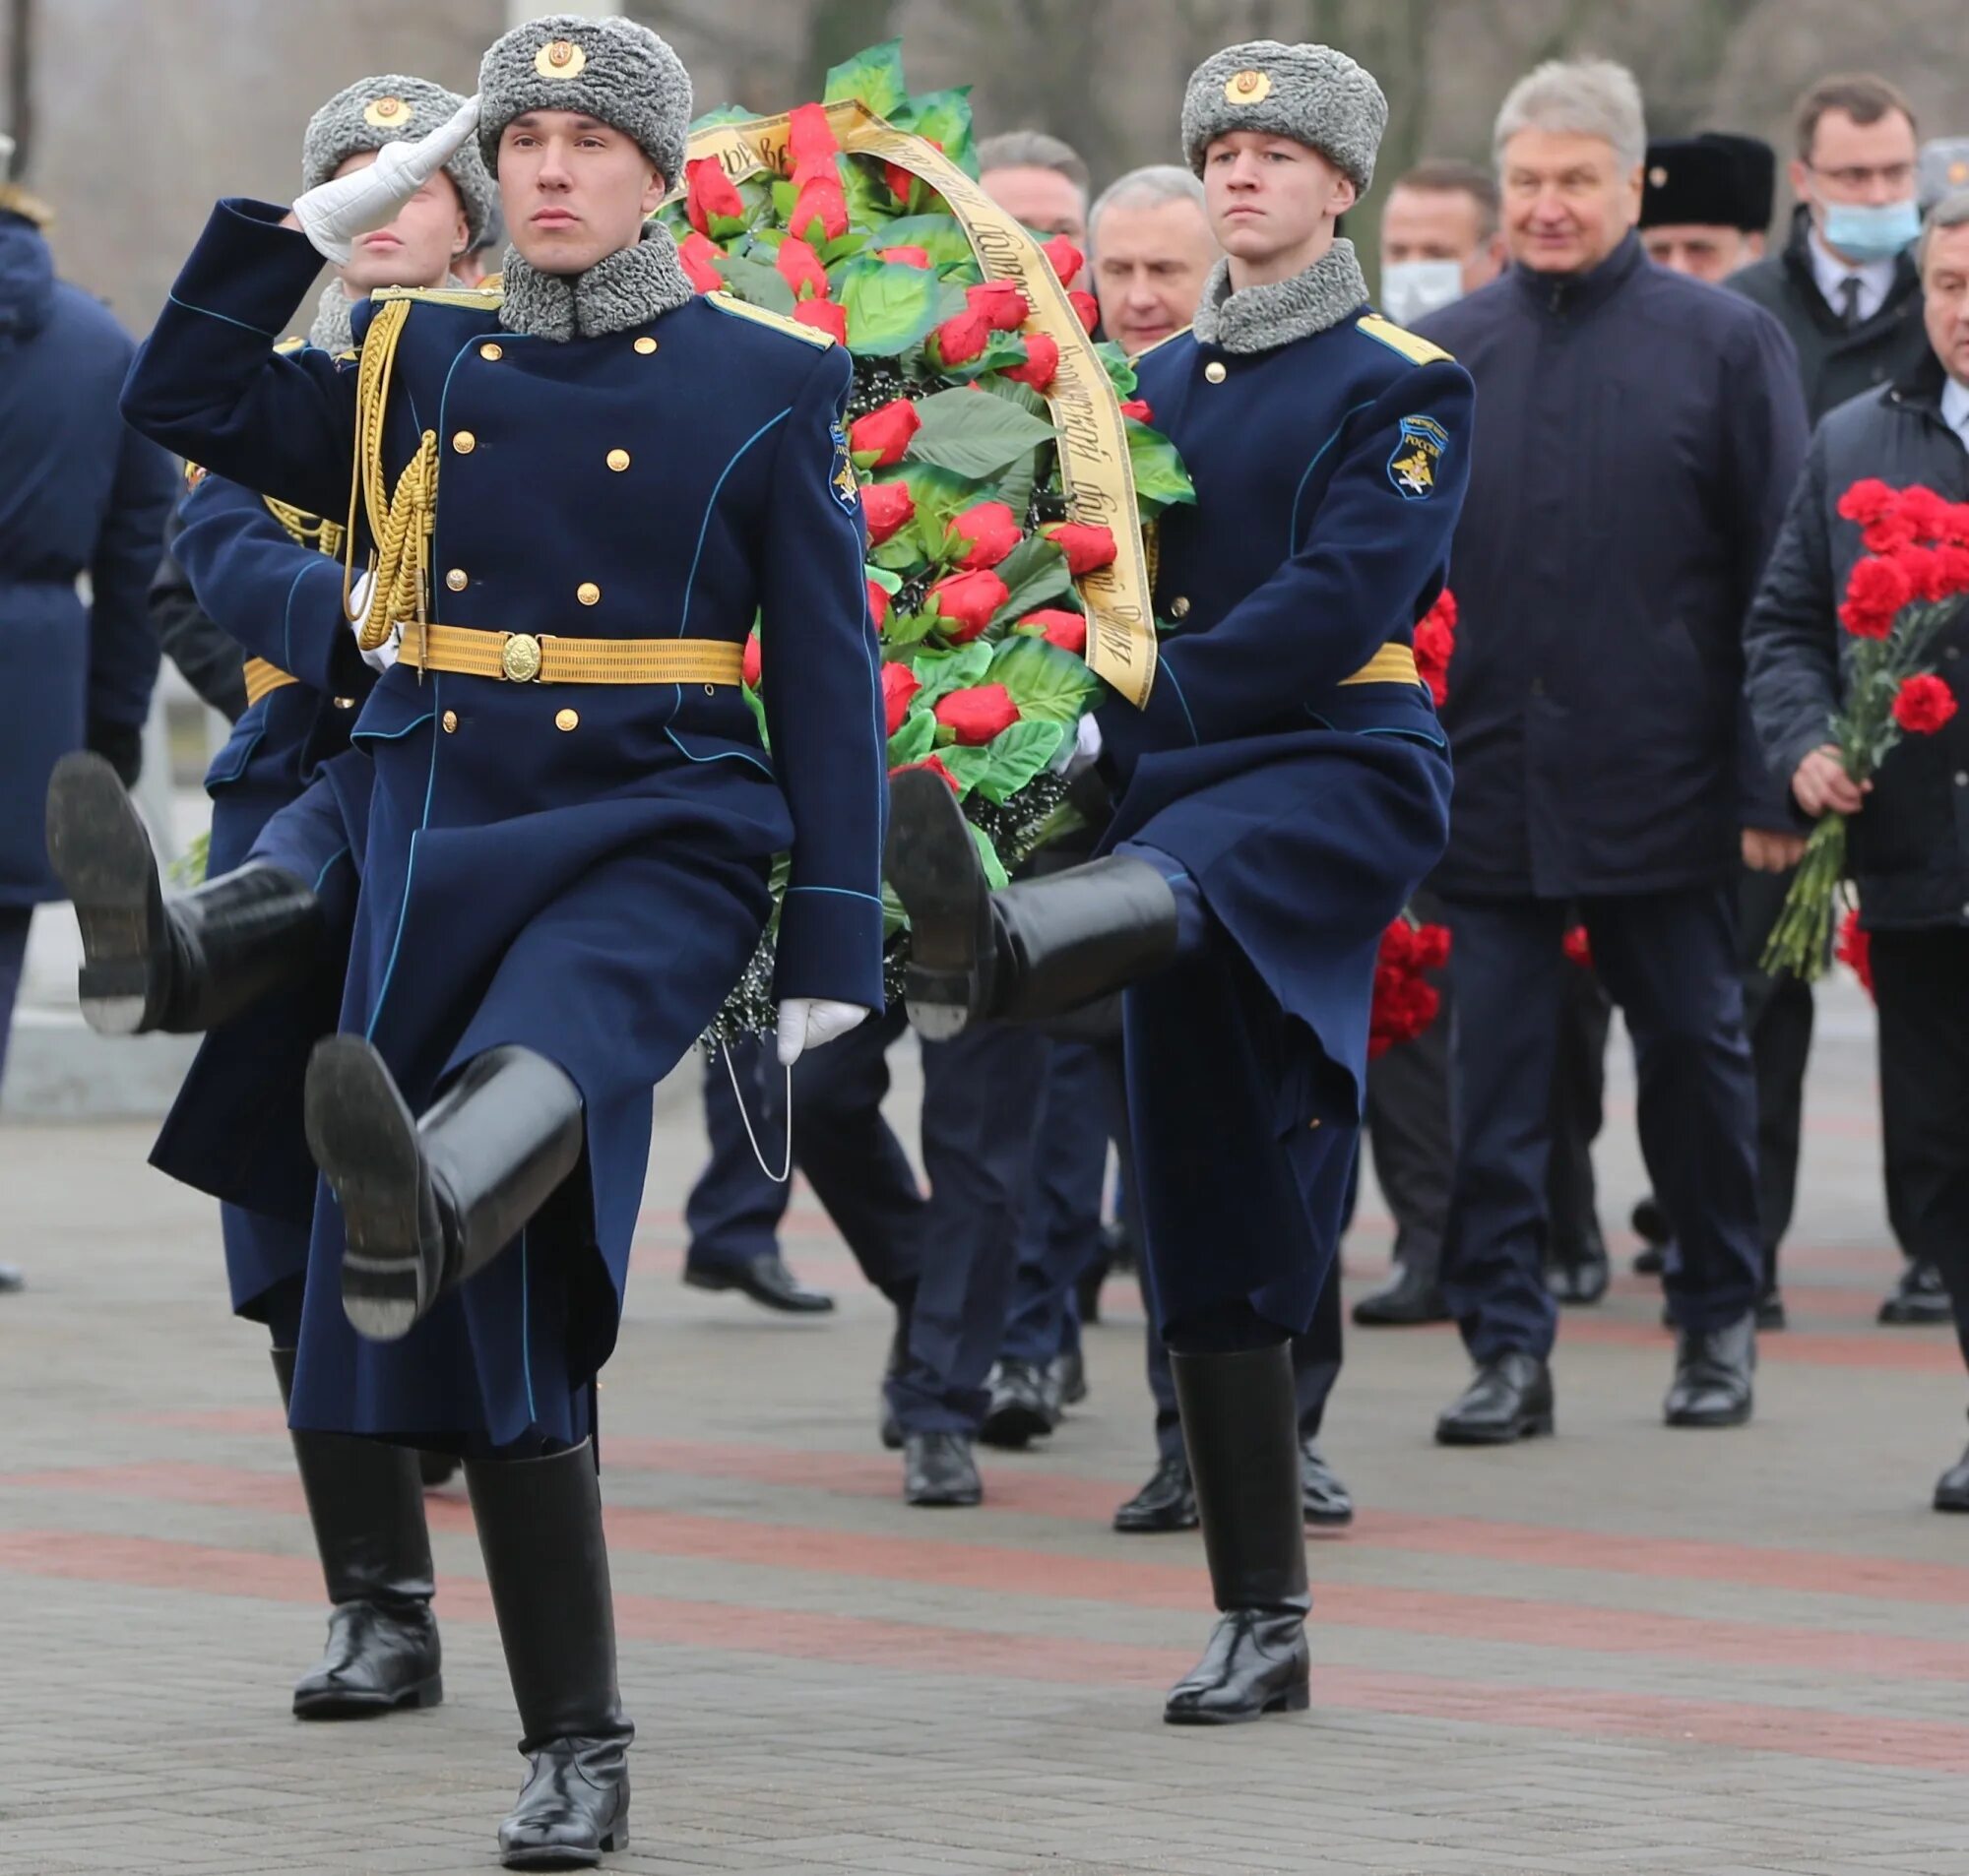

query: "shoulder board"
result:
(370, 282), (504, 312)
(706, 290), (835, 348)
(1131, 324), (1193, 363)
(274, 335), (306, 355)
(1356, 313), (1452, 367)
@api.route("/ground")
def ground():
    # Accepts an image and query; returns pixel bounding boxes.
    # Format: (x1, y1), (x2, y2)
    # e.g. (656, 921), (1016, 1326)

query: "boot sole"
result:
(501, 1829), (626, 1869)
(885, 769), (987, 1037)
(305, 1036), (435, 1343)
(1164, 1682), (1311, 1724)
(978, 1402), (1054, 1449)
(1434, 1410), (1555, 1447)
(293, 1670), (443, 1720)
(43, 751), (164, 1034)
(1664, 1402), (1752, 1429)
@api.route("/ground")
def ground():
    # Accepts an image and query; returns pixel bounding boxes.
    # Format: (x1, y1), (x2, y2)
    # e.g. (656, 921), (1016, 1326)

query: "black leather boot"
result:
(1113, 1452), (1198, 1533)
(1435, 1352), (1555, 1446)
(885, 766), (1177, 1036)
(1664, 1312), (1755, 1427)
(305, 1037), (584, 1343)
(903, 1431), (982, 1506)
(1548, 1220), (1611, 1305)
(45, 751), (323, 1035)
(271, 1349), (442, 1720)
(1300, 1442), (1354, 1529)
(1630, 1196), (1670, 1276)
(1935, 1442), (1969, 1513)
(1164, 1344), (1311, 1724)
(467, 1443), (632, 1869)
(1880, 1260), (1955, 1326)
(979, 1358), (1056, 1448)
(1352, 1255), (1450, 1327)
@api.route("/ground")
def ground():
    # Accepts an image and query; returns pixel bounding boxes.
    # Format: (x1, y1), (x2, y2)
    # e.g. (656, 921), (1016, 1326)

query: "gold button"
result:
(479, 342), (503, 361)
(441, 710), (458, 733)
(554, 708), (580, 732)
(577, 582), (601, 606)
(1169, 596), (1190, 619)
(1204, 361), (1227, 384)
(445, 568), (468, 592)
(452, 430), (476, 454)
(605, 448), (630, 471)
(633, 336), (658, 355)
(333, 696), (354, 711)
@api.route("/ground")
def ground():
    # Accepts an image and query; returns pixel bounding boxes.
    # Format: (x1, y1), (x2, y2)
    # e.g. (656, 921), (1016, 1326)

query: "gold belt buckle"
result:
(500, 632), (545, 683)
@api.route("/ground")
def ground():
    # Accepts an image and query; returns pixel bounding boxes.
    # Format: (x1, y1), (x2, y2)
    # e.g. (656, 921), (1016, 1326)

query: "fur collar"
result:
(306, 280), (355, 353)
(1191, 239), (1370, 354)
(497, 224), (695, 343)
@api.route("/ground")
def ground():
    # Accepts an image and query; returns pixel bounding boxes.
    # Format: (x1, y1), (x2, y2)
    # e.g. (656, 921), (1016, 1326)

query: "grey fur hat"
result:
(1181, 41), (1387, 192)
(477, 14), (691, 188)
(302, 75), (497, 247)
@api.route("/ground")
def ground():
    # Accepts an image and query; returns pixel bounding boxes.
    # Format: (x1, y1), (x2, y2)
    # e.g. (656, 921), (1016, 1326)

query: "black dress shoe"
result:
(418, 1451), (460, 1490)
(1934, 1445), (1969, 1513)
(1352, 1259), (1450, 1327)
(1548, 1227), (1610, 1306)
(1631, 1196), (1671, 1247)
(879, 1312), (908, 1451)
(1664, 1312), (1755, 1427)
(979, 1358), (1055, 1449)
(1879, 1261), (1954, 1327)
(1300, 1443), (1353, 1528)
(683, 1251), (835, 1314)
(0, 1264), (22, 1293)
(1050, 1348), (1088, 1408)
(1755, 1288), (1787, 1333)
(1632, 1245), (1666, 1277)
(1435, 1352), (1555, 1446)
(1075, 1254), (1109, 1325)
(1113, 1453), (1198, 1533)
(1164, 1610), (1310, 1724)
(904, 1432), (981, 1507)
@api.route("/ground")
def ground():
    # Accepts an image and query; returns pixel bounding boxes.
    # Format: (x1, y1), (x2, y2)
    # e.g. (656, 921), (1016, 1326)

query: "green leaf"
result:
(940, 719), (1067, 803)
(886, 709), (935, 767)
(841, 156), (899, 232)
(865, 564), (904, 595)
(713, 252), (795, 315)
(905, 386), (1057, 480)
(690, 104), (758, 132)
(911, 641), (994, 708)
(1127, 421), (1197, 516)
(987, 634), (1099, 723)
(890, 88), (979, 177)
(818, 229), (871, 269)
(1099, 344), (1139, 398)
(988, 534), (1073, 626)
(881, 609), (939, 648)
(969, 820), (1010, 889)
(834, 257), (945, 357)
(868, 215), (981, 269)
(823, 39), (910, 117)
(892, 463), (981, 534)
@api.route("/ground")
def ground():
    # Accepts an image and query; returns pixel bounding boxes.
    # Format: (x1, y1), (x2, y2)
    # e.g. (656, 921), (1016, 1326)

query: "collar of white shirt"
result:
(1808, 226), (1896, 324)
(1940, 375), (1969, 449)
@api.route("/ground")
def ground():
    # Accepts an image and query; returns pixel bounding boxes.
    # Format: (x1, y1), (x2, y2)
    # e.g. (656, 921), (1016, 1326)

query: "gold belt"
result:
(1337, 643), (1422, 688)
(242, 657), (298, 708)
(400, 624), (747, 687)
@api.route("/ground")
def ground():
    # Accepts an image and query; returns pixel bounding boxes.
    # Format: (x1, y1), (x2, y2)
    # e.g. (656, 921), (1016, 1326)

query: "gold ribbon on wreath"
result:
(673, 101), (1157, 709)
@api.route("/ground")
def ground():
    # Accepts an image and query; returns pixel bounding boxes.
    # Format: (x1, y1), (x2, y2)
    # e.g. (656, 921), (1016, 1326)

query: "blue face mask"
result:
(1821, 197), (1921, 264)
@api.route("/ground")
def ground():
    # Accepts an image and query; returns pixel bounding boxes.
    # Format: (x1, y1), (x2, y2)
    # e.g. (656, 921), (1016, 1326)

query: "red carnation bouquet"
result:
(1413, 588), (1456, 707)
(1763, 480), (1969, 979)
(1368, 915), (1451, 1059)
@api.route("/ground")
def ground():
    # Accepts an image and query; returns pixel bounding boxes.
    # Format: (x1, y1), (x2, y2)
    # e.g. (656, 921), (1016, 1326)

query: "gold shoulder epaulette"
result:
(1356, 313), (1452, 367)
(275, 335), (306, 355)
(707, 290), (835, 348)
(1132, 324), (1193, 362)
(370, 282), (504, 312)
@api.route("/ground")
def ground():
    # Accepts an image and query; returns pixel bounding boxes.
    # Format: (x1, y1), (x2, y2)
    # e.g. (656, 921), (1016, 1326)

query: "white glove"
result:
(291, 94), (480, 265)
(1054, 711), (1103, 778)
(344, 570), (399, 672)
(776, 997), (871, 1066)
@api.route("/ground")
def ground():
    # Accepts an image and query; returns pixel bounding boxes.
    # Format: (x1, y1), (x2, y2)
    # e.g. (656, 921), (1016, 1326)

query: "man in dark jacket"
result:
(0, 168), (173, 1223)
(1744, 191), (1969, 1512)
(1418, 58), (1810, 1443)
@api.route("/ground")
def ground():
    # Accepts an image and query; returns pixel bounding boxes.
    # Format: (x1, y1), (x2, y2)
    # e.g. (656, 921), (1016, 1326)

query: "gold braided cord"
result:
(341, 297), (438, 653)
(261, 495), (345, 560)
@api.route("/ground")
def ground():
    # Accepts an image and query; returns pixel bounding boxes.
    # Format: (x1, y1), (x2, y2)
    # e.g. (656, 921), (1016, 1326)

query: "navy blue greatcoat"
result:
(1096, 304), (1471, 1337)
(123, 202), (886, 1450)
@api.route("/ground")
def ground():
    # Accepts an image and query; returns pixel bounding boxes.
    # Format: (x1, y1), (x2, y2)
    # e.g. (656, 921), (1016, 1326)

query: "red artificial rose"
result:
(1412, 922), (1451, 971)
(1068, 289), (1099, 334)
(930, 308), (990, 368)
(849, 398), (921, 469)
(791, 173), (850, 244)
(1835, 905), (1874, 997)
(878, 245), (932, 267)
(1413, 588), (1458, 707)
(859, 480), (916, 546)
(1891, 671), (1959, 735)
(928, 568), (1010, 642)
(742, 631), (762, 688)
(1836, 478), (1897, 526)
(881, 658), (920, 733)
(934, 682), (1021, 745)
(890, 753), (961, 793)
(882, 143), (943, 209)
(685, 156), (745, 236)
(945, 501), (1021, 571)
(1001, 333), (1060, 391)
(866, 579), (891, 634)
(775, 233), (829, 301)
(1838, 553), (1913, 640)
(967, 281), (1032, 332)
(1118, 398), (1153, 422)
(1043, 235), (1085, 285)
(1044, 521), (1118, 575)
(1562, 924), (1593, 969)
(1020, 607), (1086, 654)
(793, 298), (849, 344)
(677, 230), (725, 294)
(787, 102), (839, 184)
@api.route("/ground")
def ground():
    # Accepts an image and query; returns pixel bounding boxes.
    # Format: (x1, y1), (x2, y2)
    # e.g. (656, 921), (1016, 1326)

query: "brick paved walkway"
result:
(4, 983), (1967, 1875)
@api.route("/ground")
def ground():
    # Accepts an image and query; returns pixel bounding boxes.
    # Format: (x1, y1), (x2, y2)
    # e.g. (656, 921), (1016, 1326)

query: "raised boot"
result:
(271, 1348), (442, 1719)
(1163, 1343), (1311, 1724)
(304, 1037), (584, 1342)
(45, 751), (322, 1035)
(885, 766), (1177, 1037)
(467, 1442), (632, 1869)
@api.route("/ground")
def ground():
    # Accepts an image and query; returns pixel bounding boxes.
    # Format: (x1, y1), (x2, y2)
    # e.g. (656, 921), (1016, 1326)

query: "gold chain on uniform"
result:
(342, 296), (439, 654)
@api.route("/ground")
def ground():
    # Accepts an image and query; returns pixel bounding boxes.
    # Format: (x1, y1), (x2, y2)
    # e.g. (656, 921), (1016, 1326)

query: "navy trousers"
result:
(1439, 886), (1761, 1362)
(683, 1005), (922, 1304)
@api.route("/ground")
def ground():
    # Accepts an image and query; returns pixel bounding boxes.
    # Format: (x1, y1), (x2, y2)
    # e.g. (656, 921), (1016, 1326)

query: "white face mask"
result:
(1380, 259), (1465, 327)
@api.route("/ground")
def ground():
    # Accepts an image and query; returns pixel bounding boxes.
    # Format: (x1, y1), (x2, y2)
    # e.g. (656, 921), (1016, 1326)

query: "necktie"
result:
(1838, 276), (1864, 330)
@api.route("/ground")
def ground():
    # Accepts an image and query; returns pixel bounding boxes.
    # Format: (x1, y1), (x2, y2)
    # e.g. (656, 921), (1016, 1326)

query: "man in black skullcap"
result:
(1641, 131), (1774, 282)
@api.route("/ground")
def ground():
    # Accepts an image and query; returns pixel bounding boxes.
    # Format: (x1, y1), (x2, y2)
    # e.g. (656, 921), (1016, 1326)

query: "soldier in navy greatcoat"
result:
(50, 15), (884, 1864)
(887, 39), (1471, 1726)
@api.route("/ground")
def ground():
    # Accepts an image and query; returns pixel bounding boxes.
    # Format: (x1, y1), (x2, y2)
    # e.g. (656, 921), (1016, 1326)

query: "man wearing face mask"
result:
(1378, 158), (1506, 328)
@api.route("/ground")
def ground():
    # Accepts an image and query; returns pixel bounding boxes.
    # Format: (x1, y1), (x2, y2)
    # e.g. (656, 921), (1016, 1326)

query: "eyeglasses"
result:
(1807, 160), (1917, 192)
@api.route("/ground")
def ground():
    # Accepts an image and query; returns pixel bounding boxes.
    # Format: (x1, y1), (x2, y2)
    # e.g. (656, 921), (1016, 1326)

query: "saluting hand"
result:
(1791, 744), (1870, 819)
(291, 94), (481, 265)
